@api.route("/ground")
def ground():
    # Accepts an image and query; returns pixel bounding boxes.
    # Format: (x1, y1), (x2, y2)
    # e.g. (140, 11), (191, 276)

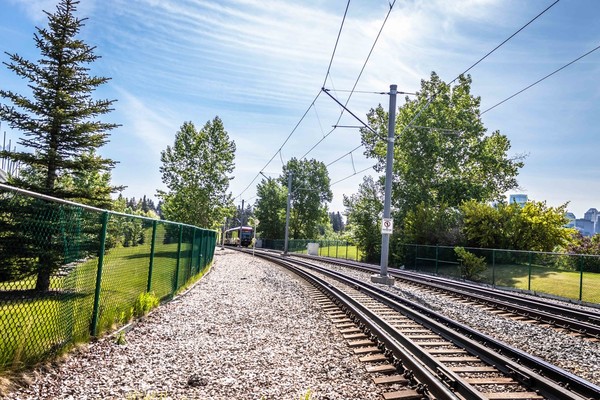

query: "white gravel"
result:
(3, 250), (382, 400)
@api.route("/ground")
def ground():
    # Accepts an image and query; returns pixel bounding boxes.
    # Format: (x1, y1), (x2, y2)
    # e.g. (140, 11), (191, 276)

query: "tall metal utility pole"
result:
(371, 84), (397, 286)
(283, 172), (292, 256)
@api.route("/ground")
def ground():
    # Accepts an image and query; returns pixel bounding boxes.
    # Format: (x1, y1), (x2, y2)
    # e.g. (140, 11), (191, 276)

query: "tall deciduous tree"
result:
(343, 175), (383, 263)
(254, 177), (286, 239)
(281, 158), (332, 239)
(0, 0), (119, 291)
(158, 117), (235, 229)
(0, 0), (119, 202)
(361, 72), (524, 219)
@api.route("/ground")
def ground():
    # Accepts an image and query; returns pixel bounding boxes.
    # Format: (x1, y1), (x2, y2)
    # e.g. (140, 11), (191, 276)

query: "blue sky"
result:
(0, 0), (599, 218)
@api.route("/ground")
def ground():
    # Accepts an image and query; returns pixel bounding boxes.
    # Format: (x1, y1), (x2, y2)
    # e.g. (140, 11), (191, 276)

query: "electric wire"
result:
(481, 43), (600, 115)
(323, 0), (351, 87)
(301, 0), (397, 160)
(331, 164), (376, 186)
(324, 0), (560, 169)
(454, 0), (560, 83)
(234, 90), (320, 200)
(235, 1), (351, 201)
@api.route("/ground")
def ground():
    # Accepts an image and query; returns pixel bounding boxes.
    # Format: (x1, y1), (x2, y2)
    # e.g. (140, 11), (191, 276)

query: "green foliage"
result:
(0, 0), (119, 203)
(0, 0), (118, 291)
(282, 158), (333, 239)
(361, 72), (524, 221)
(115, 330), (127, 345)
(255, 158), (332, 240)
(564, 232), (600, 272)
(461, 200), (572, 252)
(329, 211), (345, 233)
(454, 246), (487, 280)
(403, 202), (463, 246)
(158, 117), (236, 230)
(343, 176), (382, 263)
(0, 193), (103, 285)
(133, 292), (160, 317)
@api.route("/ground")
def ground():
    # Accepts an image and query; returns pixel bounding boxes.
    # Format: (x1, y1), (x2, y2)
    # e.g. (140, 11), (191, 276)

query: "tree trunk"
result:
(35, 260), (53, 291)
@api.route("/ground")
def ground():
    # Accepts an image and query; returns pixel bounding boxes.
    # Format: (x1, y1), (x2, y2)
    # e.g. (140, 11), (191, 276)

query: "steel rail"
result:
(246, 249), (597, 399)
(254, 252), (465, 400)
(287, 256), (600, 400)
(298, 253), (600, 334)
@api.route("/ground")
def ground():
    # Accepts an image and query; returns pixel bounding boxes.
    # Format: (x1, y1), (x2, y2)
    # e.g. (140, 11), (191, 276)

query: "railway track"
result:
(295, 253), (600, 341)
(242, 248), (600, 400)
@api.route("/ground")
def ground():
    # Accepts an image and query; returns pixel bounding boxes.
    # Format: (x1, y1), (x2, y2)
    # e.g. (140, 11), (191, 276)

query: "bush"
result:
(133, 292), (160, 317)
(454, 246), (487, 280)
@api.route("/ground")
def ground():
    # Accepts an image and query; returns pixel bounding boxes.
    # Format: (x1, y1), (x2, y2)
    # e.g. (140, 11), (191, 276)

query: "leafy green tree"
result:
(461, 200), (572, 252)
(158, 117), (236, 230)
(564, 233), (600, 272)
(343, 176), (383, 263)
(361, 72), (524, 221)
(0, 0), (118, 291)
(254, 177), (286, 239)
(281, 158), (332, 239)
(403, 202), (463, 245)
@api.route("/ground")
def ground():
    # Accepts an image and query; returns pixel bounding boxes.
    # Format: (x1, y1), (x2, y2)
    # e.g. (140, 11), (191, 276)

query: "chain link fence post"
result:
(90, 211), (109, 337)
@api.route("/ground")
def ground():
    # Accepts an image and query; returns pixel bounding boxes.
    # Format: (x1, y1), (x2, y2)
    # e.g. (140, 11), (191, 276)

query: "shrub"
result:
(454, 247), (487, 280)
(133, 292), (160, 317)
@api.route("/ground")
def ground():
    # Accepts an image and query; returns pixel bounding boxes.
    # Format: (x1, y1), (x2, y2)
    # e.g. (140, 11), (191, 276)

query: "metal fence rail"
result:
(0, 184), (216, 371)
(260, 238), (599, 305)
(260, 238), (361, 260)
(399, 244), (600, 304)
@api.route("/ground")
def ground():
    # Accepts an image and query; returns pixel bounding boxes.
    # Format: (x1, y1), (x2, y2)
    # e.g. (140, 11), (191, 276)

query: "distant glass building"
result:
(508, 194), (528, 207)
(565, 212), (576, 228)
(576, 219), (595, 236)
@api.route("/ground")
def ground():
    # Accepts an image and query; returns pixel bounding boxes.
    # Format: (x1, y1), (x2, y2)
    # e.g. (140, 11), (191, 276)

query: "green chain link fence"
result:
(260, 238), (361, 261)
(0, 183), (216, 372)
(260, 238), (600, 304)
(399, 244), (600, 304)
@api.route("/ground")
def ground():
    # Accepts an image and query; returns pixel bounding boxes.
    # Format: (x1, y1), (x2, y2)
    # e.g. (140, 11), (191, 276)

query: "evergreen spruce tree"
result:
(0, 0), (119, 201)
(0, 0), (119, 291)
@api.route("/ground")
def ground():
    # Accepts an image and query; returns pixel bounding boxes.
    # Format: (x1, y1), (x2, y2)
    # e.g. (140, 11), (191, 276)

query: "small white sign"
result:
(381, 218), (393, 234)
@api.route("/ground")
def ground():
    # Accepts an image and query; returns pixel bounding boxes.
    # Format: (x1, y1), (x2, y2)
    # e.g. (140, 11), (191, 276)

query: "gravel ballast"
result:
(4, 250), (382, 400)
(317, 260), (600, 386)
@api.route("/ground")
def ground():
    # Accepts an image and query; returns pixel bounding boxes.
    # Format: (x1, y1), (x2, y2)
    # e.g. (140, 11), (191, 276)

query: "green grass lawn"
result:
(292, 243), (361, 261)
(486, 264), (600, 303)
(0, 230), (211, 371)
(429, 263), (600, 303)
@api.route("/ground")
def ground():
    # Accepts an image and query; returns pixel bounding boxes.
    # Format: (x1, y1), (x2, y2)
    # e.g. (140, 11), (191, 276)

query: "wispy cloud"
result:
(8, 0), (96, 22)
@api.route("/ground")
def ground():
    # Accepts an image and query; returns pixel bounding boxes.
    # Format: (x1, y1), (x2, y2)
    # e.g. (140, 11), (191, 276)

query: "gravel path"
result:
(3, 250), (381, 400)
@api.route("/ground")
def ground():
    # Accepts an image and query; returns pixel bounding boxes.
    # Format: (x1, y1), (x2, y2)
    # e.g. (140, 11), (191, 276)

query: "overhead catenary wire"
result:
(234, 1), (352, 201)
(322, 0), (351, 87)
(302, 0), (398, 160)
(331, 164), (376, 186)
(481, 42), (600, 115)
(323, 0), (560, 170)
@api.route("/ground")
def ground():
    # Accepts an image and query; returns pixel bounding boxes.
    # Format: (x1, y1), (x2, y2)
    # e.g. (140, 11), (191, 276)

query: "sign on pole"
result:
(381, 218), (393, 234)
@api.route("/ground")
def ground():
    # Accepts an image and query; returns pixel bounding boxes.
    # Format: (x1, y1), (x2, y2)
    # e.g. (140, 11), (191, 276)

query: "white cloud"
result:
(8, 0), (96, 22)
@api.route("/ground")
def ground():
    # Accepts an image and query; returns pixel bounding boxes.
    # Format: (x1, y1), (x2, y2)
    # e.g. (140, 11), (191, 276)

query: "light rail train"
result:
(224, 226), (254, 247)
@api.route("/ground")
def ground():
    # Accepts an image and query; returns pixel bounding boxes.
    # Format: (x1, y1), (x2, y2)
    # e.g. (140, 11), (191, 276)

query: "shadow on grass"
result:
(0, 289), (89, 302)
(120, 249), (180, 260)
(481, 264), (554, 287)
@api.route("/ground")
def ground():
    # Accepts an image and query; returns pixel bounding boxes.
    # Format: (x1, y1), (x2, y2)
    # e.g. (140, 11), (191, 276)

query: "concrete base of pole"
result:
(370, 274), (395, 286)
